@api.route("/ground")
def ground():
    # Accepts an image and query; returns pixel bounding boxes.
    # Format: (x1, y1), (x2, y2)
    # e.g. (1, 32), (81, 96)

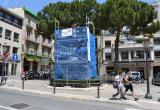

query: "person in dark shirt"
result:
(123, 71), (138, 101)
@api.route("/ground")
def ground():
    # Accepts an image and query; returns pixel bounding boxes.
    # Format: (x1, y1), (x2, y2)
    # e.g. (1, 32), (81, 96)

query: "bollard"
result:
(97, 85), (100, 98)
(22, 79), (24, 90)
(53, 82), (56, 94)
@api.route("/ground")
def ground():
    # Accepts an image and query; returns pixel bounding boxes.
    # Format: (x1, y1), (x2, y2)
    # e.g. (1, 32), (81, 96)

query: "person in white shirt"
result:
(112, 71), (124, 100)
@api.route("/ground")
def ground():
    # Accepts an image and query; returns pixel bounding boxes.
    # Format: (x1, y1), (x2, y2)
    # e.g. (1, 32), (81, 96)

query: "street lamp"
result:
(143, 34), (152, 99)
(86, 21), (95, 36)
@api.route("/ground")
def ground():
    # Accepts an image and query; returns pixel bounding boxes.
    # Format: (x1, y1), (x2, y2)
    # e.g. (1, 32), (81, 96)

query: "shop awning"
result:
(25, 54), (41, 62)
(25, 55), (34, 62)
(34, 57), (41, 62)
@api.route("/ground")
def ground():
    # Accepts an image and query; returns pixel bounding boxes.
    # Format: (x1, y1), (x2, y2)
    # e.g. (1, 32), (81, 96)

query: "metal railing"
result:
(0, 17), (22, 29)
(112, 42), (154, 49)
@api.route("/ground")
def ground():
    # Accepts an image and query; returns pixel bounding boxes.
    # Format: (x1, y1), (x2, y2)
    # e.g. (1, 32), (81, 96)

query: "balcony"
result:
(154, 56), (160, 62)
(112, 42), (154, 49)
(25, 35), (40, 44)
(13, 39), (19, 42)
(42, 53), (52, 58)
(5, 36), (11, 40)
(25, 50), (41, 56)
(104, 48), (111, 53)
(0, 17), (22, 29)
(42, 40), (53, 48)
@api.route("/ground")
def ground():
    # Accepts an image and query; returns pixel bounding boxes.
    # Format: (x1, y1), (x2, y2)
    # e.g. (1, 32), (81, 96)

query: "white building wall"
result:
(0, 20), (22, 75)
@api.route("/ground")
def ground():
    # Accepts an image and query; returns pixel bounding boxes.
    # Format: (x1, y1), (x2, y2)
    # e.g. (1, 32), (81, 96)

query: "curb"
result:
(45, 85), (108, 91)
(0, 86), (140, 106)
(1, 85), (159, 109)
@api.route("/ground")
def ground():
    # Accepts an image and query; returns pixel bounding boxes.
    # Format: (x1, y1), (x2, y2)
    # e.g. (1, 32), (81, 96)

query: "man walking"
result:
(112, 71), (124, 100)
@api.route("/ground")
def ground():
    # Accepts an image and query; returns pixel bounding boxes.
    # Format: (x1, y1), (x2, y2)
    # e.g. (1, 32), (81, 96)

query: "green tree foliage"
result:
(37, 0), (98, 39)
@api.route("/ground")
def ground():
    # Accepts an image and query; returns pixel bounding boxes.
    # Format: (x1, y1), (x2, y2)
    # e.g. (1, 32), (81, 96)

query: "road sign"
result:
(12, 54), (18, 62)
(3, 51), (9, 57)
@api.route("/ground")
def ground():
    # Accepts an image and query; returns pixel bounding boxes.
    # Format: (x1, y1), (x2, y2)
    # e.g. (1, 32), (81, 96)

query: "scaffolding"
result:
(54, 27), (97, 80)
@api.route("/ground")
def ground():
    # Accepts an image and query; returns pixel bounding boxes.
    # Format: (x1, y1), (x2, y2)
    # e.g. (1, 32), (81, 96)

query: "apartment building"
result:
(10, 7), (54, 73)
(97, 31), (154, 79)
(0, 6), (23, 76)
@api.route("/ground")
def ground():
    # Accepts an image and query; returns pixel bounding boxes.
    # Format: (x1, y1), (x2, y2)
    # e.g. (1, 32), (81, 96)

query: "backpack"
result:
(112, 82), (118, 88)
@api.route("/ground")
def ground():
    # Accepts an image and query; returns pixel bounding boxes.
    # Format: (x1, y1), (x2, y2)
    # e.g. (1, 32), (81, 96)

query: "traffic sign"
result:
(12, 54), (18, 62)
(3, 51), (9, 57)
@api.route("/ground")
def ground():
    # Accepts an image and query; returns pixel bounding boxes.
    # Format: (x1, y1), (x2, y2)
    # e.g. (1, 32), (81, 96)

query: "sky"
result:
(0, 0), (157, 14)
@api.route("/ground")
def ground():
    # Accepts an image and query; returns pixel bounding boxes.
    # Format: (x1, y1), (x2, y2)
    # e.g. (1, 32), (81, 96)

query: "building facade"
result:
(97, 32), (154, 80)
(0, 6), (23, 76)
(10, 7), (54, 74)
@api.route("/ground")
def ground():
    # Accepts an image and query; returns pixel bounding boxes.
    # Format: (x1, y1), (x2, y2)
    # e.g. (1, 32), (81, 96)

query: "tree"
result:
(37, 0), (99, 39)
(101, 0), (159, 73)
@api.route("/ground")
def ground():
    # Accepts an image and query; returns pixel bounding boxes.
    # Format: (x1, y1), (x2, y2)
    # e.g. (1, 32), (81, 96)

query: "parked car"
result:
(129, 71), (143, 84)
(107, 72), (116, 83)
(152, 72), (160, 85)
(38, 70), (51, 80)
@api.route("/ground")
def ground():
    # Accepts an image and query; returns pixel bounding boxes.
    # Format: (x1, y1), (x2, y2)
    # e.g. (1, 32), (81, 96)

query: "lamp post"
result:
(143, 34), (152, 99)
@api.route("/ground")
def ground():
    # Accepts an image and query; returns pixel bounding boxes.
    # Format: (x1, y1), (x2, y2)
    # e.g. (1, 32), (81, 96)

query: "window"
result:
(22, 44), (24, 52)
(13, 33), (19, 42)
(13, 18), (19, 25)
(136, 39), (142, 43)
(105, 53), (111, 60)
(12, 47), (18, 54)
(131, 51), (134, 59)
(0, 27), (2, 38)
(105, 41), (111, 48)
(35, 31), (38, 42)
(121, 51), (128, 60)
(27, 28), (32, 38)
(147, 51), (150, 59)
(0, 11), (3, 17)
(0, 44), (1, 54)
(154, 38), (160, 44)
(5, 14), (12, 21)
(27, 19), (31, 25)
(136, 51), (144, 59)
(5, 29), (11, 40)
(155, 51), (160, 58)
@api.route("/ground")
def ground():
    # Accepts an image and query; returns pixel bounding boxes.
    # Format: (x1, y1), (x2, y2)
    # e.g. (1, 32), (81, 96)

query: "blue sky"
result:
(0, 0), (157, 14)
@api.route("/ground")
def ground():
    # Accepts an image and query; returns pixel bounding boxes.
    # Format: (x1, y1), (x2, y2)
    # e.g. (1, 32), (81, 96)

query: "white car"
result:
(129, 71), (142, 83)
(152, 72), (160, 85)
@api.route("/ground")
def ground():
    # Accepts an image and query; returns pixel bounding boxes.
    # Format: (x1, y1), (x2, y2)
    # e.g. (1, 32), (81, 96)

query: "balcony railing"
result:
(112, 42), (154, 49)
(25, 35), (40, 44)
(13, 39), (19, 42)
(5, 36), (11, 40)
(154, 56), (160, 61)
(0, 17), (22, 29)
(42, 53), (52, 58)
(25, 50), (41, 56)
(42, 43), (53, 48)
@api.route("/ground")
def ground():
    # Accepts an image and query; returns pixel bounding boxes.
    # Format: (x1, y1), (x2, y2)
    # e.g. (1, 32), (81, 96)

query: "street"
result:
(0, 89), (143, 110)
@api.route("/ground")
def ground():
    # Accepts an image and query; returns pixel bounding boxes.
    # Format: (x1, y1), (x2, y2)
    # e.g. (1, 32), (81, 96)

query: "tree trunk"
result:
(114, 28), (121, 74)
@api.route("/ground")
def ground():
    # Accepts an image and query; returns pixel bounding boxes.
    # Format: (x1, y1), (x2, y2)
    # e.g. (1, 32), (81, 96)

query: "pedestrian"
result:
(123, 70), (138, 101)
(112, 70), (124, 100)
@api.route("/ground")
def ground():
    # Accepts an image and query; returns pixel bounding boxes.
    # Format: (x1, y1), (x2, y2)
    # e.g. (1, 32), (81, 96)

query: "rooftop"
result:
(23, 7), (37, 19)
